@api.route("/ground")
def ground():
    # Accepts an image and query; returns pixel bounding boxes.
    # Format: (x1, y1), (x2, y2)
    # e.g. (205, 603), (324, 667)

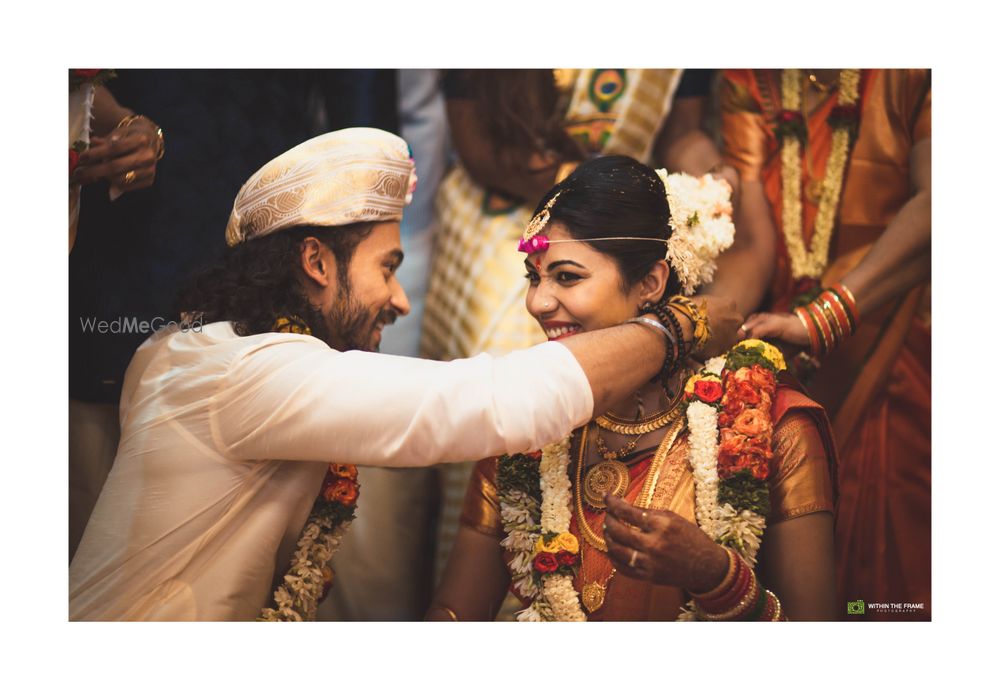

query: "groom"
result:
(69, 128), (692, 621)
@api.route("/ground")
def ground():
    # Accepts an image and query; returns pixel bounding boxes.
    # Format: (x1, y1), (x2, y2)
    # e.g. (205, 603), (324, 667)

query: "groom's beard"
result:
(327, 291), (398, 353)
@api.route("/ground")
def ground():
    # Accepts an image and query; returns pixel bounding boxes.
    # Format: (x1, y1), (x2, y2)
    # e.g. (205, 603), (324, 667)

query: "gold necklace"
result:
(593, 427), (641, 462)
(582, 456), (631, 509)
(574, 418), (685, 553)
(574, 419), (685, 613)
(595, 385), (685, 435)
(579, 544), (616, 614)
(807, 72), (836, 94)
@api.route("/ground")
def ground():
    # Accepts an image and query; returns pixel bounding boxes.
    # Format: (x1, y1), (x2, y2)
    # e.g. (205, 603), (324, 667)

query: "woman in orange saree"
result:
(427, 156), (837, 621)
(713, 69), (931, 620)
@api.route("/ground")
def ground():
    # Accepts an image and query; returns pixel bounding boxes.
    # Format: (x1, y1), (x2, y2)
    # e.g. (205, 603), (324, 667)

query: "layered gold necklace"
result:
(573, 418), (686, 613)
(587, 385), (685, 508)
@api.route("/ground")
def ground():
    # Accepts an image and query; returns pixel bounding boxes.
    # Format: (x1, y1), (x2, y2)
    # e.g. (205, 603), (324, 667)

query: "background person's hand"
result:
(73, 118), (160, 194)
(698, 294), (744, 357)
(603, 494), (728, 593)
(741, 311), (810, 349)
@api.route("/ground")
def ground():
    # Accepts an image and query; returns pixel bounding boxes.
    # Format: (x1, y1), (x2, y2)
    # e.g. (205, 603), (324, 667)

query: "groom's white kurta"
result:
(69, 322), (593, 620)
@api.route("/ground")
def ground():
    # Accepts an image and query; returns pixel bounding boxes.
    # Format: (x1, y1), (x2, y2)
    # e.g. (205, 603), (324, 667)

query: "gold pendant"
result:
(805, 179), (824, 205)
(582, 581), (607, 613)
(583, 460), (630, 510)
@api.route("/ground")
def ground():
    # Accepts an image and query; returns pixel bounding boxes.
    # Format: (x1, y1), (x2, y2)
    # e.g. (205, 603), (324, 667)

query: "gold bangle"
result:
(116, 113), (165, 161)
(428, 604), (459, 621)
(767, 590), (784, 621)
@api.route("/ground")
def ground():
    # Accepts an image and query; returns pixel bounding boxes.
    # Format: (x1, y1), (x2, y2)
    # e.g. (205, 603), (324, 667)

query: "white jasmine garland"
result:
(499, 487), (541, 600)
(259, 515), (351, 622)
(687, 401), (720, 537)
(712, 504), (765, 566)
(524, 437), (587, 621)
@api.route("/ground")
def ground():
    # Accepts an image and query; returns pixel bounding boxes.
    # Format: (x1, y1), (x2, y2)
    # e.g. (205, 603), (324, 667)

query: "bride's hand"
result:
(741, 311), (810, 349)
(603, 494), (728, 593)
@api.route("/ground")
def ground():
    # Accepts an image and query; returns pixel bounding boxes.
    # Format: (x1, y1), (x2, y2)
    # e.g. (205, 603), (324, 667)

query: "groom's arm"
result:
(210, 322), (666, 467)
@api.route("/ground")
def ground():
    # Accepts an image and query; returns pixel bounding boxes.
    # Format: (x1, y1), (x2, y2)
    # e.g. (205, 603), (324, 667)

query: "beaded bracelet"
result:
(638, 304), (682, 384)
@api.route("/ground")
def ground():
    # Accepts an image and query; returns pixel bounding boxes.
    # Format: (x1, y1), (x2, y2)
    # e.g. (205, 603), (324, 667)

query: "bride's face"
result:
(524, 223), (645, 341)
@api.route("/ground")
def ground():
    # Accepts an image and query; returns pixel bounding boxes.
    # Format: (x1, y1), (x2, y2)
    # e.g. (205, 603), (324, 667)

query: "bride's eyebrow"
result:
(547, 260), (587, 271)
(524, 258), (589, 272)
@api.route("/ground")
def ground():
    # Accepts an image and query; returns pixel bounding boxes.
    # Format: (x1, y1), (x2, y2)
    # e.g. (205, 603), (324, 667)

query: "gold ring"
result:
(124, 170), (136, 185)
(628, 549), (638, 568)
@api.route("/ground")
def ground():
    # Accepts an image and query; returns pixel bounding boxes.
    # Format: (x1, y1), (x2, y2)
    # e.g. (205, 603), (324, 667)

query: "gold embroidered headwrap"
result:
(225, 127), (416, 247)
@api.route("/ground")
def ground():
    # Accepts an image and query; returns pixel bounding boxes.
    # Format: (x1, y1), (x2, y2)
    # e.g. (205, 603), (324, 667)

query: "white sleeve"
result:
(209, 337), (594, 466)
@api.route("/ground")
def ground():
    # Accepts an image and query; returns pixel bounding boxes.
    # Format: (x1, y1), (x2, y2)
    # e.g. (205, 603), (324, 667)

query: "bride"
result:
(427, 156), (837, 621)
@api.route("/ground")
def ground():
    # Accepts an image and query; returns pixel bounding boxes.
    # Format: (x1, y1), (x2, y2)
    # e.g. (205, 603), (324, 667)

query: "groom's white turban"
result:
(225, 127), (417, 247)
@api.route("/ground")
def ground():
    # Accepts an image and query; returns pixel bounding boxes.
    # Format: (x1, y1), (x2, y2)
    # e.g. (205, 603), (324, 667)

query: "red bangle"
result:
(830, 282), (860, 325)
(805, 302), (831, 355)
(697, 555), (752, 612)
(795, 306), (822, 356)
(818, 295), (845, 342)
(820, 291), (854, 340)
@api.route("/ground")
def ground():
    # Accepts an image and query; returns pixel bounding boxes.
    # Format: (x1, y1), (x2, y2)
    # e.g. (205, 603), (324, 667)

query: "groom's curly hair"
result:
(174, 223), (373, 341)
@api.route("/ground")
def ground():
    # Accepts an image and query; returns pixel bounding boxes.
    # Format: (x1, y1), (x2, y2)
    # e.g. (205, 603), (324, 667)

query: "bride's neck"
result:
(606, 372), (681, 420)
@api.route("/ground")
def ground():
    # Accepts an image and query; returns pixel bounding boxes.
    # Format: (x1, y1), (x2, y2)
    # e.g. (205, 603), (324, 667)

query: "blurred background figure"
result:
(716, 69), (931, 620)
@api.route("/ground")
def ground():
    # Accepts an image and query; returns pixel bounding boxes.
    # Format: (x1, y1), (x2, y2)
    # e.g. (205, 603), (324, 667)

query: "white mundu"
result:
(69, 322), (593, 621)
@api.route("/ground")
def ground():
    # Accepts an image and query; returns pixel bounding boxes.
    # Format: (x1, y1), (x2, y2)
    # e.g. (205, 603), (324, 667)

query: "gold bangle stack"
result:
(116, 113), (166, 161)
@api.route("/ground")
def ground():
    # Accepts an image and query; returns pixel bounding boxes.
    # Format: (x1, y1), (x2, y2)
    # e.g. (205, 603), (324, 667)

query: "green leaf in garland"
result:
(719, 471), (770, 515)
(725, 343), (778, 374)
(498, 453), (542, 501)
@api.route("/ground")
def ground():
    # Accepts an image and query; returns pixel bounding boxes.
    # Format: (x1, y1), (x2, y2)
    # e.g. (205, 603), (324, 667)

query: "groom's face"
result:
(326, 222), (410, 352)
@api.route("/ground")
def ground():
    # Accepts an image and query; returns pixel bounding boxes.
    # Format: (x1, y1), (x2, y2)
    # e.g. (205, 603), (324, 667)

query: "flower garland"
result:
(496, 341), (785, 622)
(777, 69), (861, 280)
(69, 70), (116, 181)
(656, 170), (736, 295)
(498, 440), (586, 621)
(678, 339), (786, 620)
(259, 463), (360, 621)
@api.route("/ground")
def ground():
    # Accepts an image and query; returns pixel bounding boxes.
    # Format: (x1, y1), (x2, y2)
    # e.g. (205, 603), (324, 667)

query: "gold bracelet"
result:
(667, 295), (711, 350)
(116, 113), (166, 161)
(767, 590), (784, 621)
(427, 604), (459, 621)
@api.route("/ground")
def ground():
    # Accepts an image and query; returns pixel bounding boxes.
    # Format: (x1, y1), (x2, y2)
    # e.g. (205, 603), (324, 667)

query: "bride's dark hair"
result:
(534, 155), (682, 297)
